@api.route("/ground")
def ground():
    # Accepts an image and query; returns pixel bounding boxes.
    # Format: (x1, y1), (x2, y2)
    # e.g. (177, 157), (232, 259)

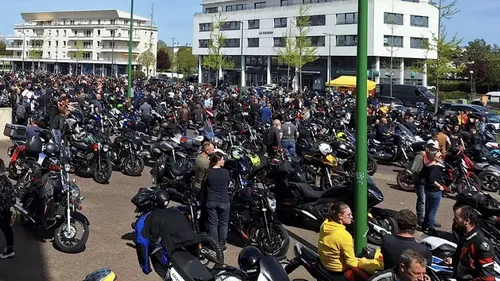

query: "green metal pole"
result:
(354, 0), (368, 254)
(127, 0), (134, 98)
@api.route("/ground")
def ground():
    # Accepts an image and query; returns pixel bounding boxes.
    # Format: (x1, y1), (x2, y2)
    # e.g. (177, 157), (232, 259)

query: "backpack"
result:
(0, 176), (16, 212)
(16, 104), (26, 119)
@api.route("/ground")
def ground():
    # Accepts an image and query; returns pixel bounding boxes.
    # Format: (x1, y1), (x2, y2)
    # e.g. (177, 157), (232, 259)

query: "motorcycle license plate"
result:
(37, 153), (46, 165)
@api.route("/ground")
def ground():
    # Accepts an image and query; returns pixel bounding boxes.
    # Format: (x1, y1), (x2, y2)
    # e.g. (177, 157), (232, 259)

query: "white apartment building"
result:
(3, 10), (158, 76)
(193, 0), (438, 89)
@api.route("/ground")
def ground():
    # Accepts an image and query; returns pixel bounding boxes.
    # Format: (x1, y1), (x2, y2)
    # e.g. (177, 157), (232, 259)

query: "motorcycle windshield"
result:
(51, 129), (62, 146)
(394, 122), (415, 142)
(259, 256), (290, 281)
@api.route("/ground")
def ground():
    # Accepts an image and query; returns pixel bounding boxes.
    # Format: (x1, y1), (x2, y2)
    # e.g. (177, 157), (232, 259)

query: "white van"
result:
(485, 92), (500, 104)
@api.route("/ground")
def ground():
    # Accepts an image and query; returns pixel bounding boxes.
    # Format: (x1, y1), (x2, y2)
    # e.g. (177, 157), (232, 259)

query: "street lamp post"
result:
(22, 29), (26, 70)
(111, 30), (116, 77)
(127, 0), (134, 98)
(240, 21), (244, 88)
(469, 70), (474, 99)
(171, 37), (177, 79)
(323, 33), (334, 89)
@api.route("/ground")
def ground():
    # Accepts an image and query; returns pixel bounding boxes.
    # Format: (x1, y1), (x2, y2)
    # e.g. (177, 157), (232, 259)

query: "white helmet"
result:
(318, 143), (333, 156)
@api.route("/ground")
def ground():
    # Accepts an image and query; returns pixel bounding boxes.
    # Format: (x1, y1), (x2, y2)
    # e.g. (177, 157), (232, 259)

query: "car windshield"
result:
(417, 86), (435, 98)
(487, 114), (500, 123)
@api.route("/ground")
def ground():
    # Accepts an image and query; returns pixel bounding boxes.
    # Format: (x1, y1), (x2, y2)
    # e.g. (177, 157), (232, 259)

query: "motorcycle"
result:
(257, 159), (397, 245)
(330, 140), (378, 176)
(421, 236), (500, 281)
(108, 133), (145, 176)
(14, 131), (89, 253)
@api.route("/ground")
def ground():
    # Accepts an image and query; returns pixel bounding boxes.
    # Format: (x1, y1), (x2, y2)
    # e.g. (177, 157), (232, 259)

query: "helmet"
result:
(26, 136), (43, 157)
(45, 143), (59, 156)
(336, 132), (347, 142)
(152, 190), (170, 208)
(247, 152), (261, 168)
(84, 268), (118, 281)
(318, 143), (333, 156)
(238, 246), (262, 275)
(231, 147), (245, 160)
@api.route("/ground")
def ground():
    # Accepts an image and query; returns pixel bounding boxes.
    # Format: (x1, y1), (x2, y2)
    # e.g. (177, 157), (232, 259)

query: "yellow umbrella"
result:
(325, 75), (376, 91)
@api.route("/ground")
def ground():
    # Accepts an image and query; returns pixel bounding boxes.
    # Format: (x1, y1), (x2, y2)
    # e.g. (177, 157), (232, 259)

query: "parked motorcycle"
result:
(108, 133), (145, 176)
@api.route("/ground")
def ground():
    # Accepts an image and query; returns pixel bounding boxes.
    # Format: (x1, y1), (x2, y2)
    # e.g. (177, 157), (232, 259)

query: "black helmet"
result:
(45, 143), (59, 156)
(238, 246), (262, 275)
(152, 190), (170, 208)
(26, 136), (43, 157)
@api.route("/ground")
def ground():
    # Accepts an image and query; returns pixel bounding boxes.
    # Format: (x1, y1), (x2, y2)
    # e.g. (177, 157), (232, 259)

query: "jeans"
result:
(0, 210), (14, 248)
(206, 201), (230, 245)
(415, 184), (426, 223)
(423, 190), (442, 230)
(282, 141), (297, 157)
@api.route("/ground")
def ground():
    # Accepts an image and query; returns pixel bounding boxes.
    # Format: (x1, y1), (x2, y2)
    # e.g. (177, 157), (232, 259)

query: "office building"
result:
(193, 0), (438, 89)
(3, 10), (158, 76)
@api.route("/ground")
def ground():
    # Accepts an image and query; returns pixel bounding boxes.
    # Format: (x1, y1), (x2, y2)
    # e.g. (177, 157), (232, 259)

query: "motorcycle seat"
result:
(169, 250), (214, 281)
(290, 156), (302, 165)
(290, 182), (325, 199)
(73, 142), (88, 150)
(432, 244), (456, 260)
(313, 258), (341, 281)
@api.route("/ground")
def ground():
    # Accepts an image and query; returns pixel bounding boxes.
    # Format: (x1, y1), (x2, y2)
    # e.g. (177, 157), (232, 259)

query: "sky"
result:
(0, 0), (499, 46)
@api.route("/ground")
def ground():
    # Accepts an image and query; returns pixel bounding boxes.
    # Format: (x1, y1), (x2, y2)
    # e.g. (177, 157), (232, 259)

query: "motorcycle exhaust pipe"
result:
(13, 203), (36, 223)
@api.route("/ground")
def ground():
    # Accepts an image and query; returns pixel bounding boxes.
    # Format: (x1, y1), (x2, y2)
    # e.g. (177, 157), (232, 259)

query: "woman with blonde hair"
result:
(422, 149), (446, 236)
(318, 202), (383, 281)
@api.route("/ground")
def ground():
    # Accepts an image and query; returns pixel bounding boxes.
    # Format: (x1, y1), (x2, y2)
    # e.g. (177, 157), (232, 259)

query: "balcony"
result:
(67, 45), (94, 50)
(68, 34), (94, 39)
(100, 46), (141, 53)
(101, 35), (141, 42)
(6, 44), (24, 50)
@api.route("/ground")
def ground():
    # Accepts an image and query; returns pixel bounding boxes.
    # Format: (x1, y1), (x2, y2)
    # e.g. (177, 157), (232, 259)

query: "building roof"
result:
(21, 10), (150, 22)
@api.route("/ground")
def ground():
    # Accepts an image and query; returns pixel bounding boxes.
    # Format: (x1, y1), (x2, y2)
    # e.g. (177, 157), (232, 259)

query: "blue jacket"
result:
(261, 107), (272, 122)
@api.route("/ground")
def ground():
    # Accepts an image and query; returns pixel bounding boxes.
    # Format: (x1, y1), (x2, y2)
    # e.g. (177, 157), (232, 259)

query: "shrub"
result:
(132, 70), (146, 79)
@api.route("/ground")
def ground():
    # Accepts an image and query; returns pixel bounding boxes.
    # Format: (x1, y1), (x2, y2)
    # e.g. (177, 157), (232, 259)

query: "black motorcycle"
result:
(257, 159), (397, 245)
(69, 134), (112, 184)
(14, 134), (89, 253)
(108, 133), (145, 176)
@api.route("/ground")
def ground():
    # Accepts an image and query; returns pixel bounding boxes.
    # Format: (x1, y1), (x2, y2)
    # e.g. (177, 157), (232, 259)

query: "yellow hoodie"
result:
(318, 219), (383, 274)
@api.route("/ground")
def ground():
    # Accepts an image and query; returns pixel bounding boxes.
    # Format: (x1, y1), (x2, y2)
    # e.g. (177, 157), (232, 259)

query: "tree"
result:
(138, 50), (156, 77)
(292, 5), (318, 93)
(176, 47), (197, 76)
(157, 40), (168, 51)
(383, 0), (402, 97)
(28, 49), (42, 71)
(275, 27), (298, 90)
(0, 41), (12, 56)
(202, 13), (235, 86)
(156, 48), (171, 71)
(463, 39), (491, 85)
(70, 41), (85, 75)
(486, 47), (500, 91)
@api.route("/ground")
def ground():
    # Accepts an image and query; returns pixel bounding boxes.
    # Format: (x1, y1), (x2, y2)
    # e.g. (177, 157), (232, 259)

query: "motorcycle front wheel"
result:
(198, 234), (224, 269)
(93, 158), (113, 184)
(396, 170), (415, 192)
(367, 156), (378, 175)
(478, 171), (500, 192)
(367, 216), (398, 245)
(53, 215), (89, 253)
(124, 156), (145, 176)
(256, 222), (290, 257)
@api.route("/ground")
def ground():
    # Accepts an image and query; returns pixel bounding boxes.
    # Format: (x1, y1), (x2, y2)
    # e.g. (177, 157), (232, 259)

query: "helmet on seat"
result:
(84, 268), (118, 281)
(238, 246), (262, 276)
(152, 189), (170, 208)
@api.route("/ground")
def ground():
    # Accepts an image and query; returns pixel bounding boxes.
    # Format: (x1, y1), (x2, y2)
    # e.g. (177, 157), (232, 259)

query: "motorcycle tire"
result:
(367, 157), (378, 176)
(367, 217), (398, 246)
(256, 222), (290, 257)
(396, 170), (415, 192)
(53, 213), (90, 253)
(477, 172), (500, 192)
(468, 174), (482, 189)
(93, 159), (113, 184)
(198, 234), (224, 268)
(124, 156), (145, 177)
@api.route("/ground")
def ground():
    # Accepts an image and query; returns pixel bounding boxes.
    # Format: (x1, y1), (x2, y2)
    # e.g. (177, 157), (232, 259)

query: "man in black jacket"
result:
(368, 249), (428, 281)
(452, 205), (498, 281)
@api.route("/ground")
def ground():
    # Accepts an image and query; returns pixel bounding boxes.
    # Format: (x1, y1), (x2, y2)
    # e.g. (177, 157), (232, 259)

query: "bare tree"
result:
(383, 0), (402, 97)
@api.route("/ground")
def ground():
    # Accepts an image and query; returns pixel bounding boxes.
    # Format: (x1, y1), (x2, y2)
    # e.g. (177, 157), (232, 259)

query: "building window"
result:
(274, 18), (287, 28)
(98, 20), (101, 24)
(97, 30), (101, 36)
(298, 15), (326, 26)
(384, 13), (403, 25)
(410, 37), (428, 49)
(220, 21), (241, 31)
(56, 30), (59, 36)
(308, 36), (325, 46)
(48, 41), (51, 47)
(110, 19), (115, 25)
(83, 53), (91, 60)
(281, 0), (290, 6)
(56, 41), (59, 47)
(248, 38), (259, 47)
(336, 13), (358, 24)
(205, 7), (218, 13)
(199, 39), (209, 48)
(336, 35), (357, 46)
(226, 4), (244, 11)
(47, 51), (50, 57)
(410, 15), (429, 27)
(70, 20), (75, 25)
(223, 38), (240, 48)
(254, 2), (266, 8)
(63, 41), (66, 47)
(63, 30), (66, 36)
(199, 23), (213, 32)
(97, 41), (100, 47)
(274, 37), (285, 47)
(248, 19), (260, 29)
(303, 0), (328, 3)
(384, 35), (403, 47)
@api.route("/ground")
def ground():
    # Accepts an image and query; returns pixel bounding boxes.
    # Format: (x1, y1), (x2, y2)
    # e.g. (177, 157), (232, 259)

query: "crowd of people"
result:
(0, 71), (497, 281)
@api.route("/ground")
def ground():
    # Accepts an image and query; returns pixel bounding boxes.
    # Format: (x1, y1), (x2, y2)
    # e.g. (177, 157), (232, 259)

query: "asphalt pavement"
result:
(0, 140), (498, 281)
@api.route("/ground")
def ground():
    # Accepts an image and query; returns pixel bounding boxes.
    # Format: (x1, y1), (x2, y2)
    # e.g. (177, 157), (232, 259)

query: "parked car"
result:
(373, 96), (403, 106)
(444, 104), (490, 116)
(376, 84), (436, 107)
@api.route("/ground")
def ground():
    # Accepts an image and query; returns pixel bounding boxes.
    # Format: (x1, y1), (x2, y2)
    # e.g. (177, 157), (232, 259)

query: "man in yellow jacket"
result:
(319, 202), (383, 278)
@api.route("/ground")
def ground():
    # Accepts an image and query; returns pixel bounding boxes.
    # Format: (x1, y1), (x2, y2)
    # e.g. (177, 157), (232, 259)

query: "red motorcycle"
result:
(7, 140), (27, 180)
(397, 147), (481, 193)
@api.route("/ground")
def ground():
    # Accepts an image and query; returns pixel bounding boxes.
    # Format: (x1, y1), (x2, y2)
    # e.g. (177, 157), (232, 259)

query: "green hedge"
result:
(132, 70), (146, 79)
(439, 91), (468, 100)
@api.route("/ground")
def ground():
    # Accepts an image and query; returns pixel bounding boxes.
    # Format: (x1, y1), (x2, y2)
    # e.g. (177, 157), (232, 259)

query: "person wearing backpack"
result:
(15, 95), (29, 126)
(0, 159), (15, 259)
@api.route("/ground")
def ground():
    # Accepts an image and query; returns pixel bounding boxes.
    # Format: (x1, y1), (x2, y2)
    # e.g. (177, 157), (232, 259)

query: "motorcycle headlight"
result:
(102, 145), (109, 152)
(64, 163), (71, 172)
(70, 184), (81, 200)
(267, 198), (277, 212)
